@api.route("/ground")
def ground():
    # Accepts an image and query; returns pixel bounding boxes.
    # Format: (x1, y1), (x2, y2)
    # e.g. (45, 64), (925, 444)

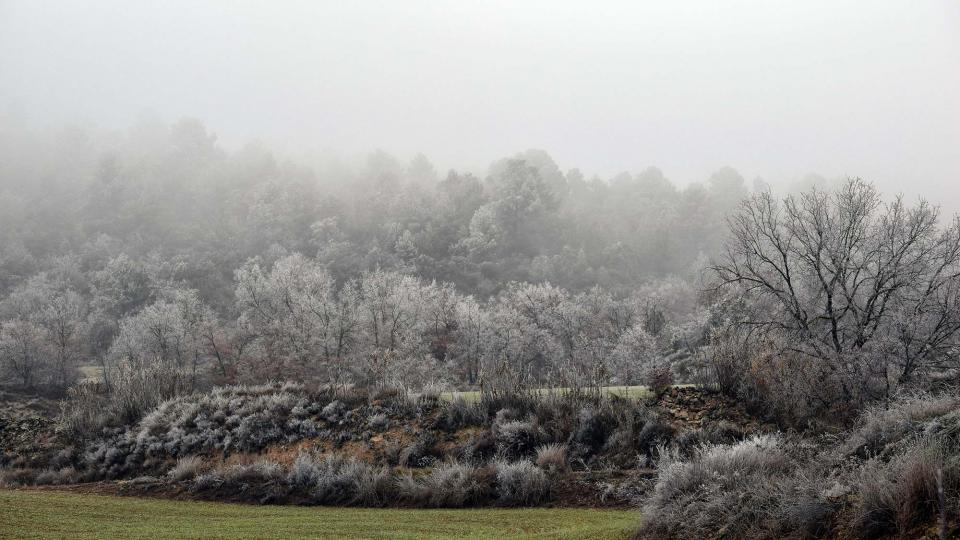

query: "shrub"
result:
(80, 382), (320, 476)
(350, 462), (394, 506)
(494, 460), (549, 506)
(220, 459), (283, 485)
(421, 462), (494, 507)
(568, 406), (615, 458)
(494, 420), (540, 458)
(167, 456), (206, 482)
(399, 433), (439, 468)
(639, 435), (807, 538)
(289, 453), (394, 506)
(0, 468), (37, 487)
(57, 382), (112, 440)
(191, 472), (223, 491)
(852, 437), (955, 538)
(311, 456), (381, 505)
(367, 412), (390, 431)
(395, 472), (430, 505)
(435, 398), (485, 431)
(845, 394), (960, 456)
(456, 431), (496, 462)
(34, 467), (79, 486)
(633, 414), (675, 458)
(288, 451), (321, 488)
(643, 363), (674, 397)
(534, 443), (568, 472)
(322, 400), (346, 422)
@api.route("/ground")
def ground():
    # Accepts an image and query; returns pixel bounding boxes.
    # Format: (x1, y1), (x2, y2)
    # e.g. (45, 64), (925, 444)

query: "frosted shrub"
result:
(422, 462), (493, 507)
(639, 435), (828, 539)
(220, 459), (283, 485)
(494, 460), (549, 506)
(84, 382), (321, 475)
(534, 443), (568, 472)
(167, 456), (205, 482)
(288, 453), (394, 506)
(495, 420), (540, 458)
(367, 413), (389, 431)
(322, 400), (346, 422)
(287, 451), (320, 487)
(191, 472), (223, 491)
(33, 467), (79, 486)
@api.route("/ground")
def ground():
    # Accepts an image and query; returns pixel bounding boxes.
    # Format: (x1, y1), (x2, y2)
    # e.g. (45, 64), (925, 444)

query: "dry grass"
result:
(534, 444), (568, 472)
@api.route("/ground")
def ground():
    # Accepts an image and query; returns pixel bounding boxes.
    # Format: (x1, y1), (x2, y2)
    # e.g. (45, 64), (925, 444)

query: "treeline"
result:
(20, 253), (708, 432)
(0, 117), (750, 308)
(3, 117), (959, 432)
(0, 118), (731, 402)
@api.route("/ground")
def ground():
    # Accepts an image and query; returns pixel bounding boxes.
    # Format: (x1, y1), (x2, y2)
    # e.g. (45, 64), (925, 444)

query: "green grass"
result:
(0, 490), (638, 540)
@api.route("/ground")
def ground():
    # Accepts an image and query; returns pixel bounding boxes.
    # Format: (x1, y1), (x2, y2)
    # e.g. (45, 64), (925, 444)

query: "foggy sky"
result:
(1, 1), (958, 204)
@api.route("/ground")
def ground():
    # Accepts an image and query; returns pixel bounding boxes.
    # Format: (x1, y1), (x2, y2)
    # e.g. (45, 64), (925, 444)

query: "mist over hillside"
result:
(1, 2), (958, 539)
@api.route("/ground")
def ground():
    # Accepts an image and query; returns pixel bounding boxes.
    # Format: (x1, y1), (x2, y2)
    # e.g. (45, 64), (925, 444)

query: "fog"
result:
(2, 1), (958, 204)
(4, 5), (960, 527)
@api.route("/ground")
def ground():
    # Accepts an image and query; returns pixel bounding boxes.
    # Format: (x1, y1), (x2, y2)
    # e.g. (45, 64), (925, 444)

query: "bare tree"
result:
(713, 179), (960, 404)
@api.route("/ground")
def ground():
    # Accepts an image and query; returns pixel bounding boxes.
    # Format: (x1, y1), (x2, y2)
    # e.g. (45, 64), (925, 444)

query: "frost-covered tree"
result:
(0, 274), (88, 389)
(0, 320), (47, 388)
(235, 254), (343, 381)
(713, 179), (960, 405)
(107, 288), (217, 394)
(357, 269), (438, 391)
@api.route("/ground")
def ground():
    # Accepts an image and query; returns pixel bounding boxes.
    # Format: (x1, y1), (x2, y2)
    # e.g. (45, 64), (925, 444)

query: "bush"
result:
(57, 382), (112, 440)
(288, 453), (394, 506)
(421, 462), (494, 507)
(494, 460), (549, 506)
(322, 400), (346, 422)
(395, 472), (430, 504)
(80, 382), (321, 477)
(399, 433), (439, 468)
(494, 420), (540, 458)
(637, 396), (960, 540)
(288, 451), (321, 488)
(852, 437), (956, 538)
(34, 467), (79, 486)
(456, 431), (496, 462)
(167, 456), (206, 482)
(191, 472), (223, 491)
(568, 406), (615, 459)
(638, 435), (815, 538)
(534, 443), (568, 472)
(845, 394), (960, 457)
(367, 413), (389, 431)
(435, 398), (485, 431)
(220, 459), (283, 485)
(0, 468), (38, 487)
(643, 363), (674, 397)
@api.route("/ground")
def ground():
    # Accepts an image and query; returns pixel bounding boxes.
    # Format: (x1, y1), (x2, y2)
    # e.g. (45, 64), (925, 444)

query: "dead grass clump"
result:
(852, 437), (956, 538)
(534, 443), (568, 473)
(167, 456), (206, 482)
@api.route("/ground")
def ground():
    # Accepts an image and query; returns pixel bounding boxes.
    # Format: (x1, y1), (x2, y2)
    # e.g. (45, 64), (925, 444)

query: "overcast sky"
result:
(1, 1), (958, 203)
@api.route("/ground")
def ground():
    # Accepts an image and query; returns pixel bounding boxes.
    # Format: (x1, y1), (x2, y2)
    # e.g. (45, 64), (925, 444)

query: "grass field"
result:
(0, 490), (638, 540)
